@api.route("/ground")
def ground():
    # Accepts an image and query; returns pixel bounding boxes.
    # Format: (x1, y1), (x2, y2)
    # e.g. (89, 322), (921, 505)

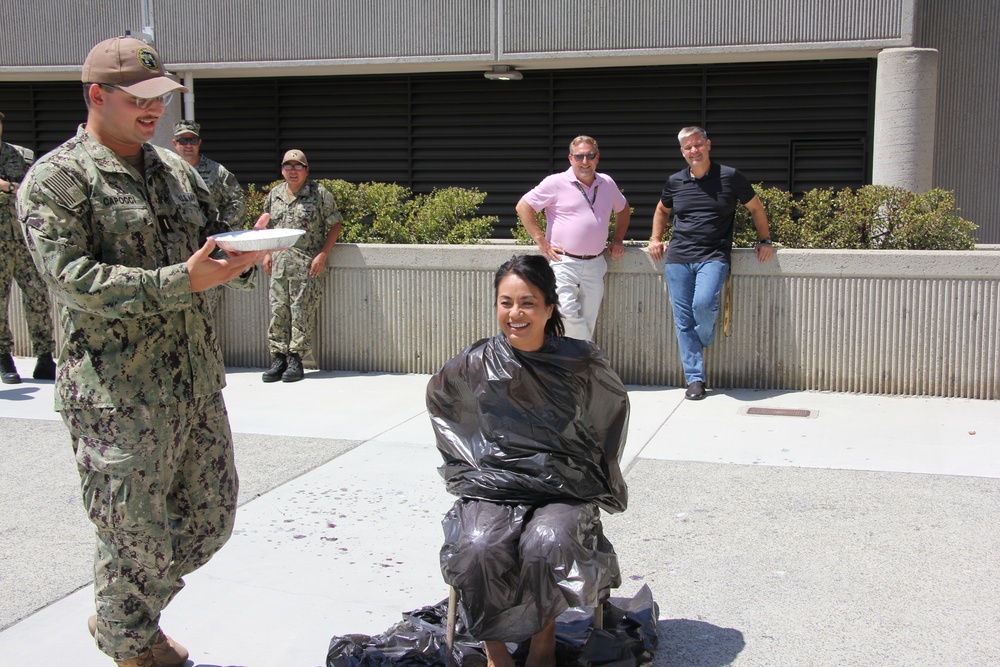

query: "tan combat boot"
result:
(149, 628), (189, 667)
(89, 615), (189, 667)
(115, 649), (159, 666)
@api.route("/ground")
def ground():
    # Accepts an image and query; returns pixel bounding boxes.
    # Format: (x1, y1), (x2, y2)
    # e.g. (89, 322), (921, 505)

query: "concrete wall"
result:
(11, 245), (997, 399)
(5, 0), (909, 74)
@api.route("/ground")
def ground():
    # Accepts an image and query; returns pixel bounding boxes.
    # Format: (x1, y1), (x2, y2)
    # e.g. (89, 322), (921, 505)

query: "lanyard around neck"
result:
(572, 180), (599, 211)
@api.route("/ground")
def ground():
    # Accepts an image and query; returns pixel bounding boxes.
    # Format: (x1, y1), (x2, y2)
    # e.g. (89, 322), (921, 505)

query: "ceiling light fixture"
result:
(484, 65), (523, 81)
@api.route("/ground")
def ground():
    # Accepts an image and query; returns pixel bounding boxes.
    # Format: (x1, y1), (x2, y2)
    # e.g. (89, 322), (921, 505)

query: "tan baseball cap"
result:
(82, 36), (187, 99)
(282, 149), (308, 166)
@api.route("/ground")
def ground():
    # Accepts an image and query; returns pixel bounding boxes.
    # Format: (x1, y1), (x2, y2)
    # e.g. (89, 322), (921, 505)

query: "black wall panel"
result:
(1, 59), (873, 239)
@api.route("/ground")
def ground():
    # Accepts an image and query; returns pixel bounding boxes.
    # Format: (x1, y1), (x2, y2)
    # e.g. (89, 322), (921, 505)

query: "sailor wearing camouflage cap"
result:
(16, 35), (264, 667)
(254, 148), (342, 383)
(171, 119), (247, 318)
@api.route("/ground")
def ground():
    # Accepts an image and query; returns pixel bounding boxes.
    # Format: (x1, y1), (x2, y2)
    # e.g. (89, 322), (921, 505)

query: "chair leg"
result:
(446, 586), (458, 666)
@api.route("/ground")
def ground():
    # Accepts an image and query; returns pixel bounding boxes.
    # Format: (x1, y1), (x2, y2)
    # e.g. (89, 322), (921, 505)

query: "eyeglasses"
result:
(570, 152), (598, 161)
(100, 84), (174, 110)
(282, 163), (307, 171)
(174, 137), (200, 146)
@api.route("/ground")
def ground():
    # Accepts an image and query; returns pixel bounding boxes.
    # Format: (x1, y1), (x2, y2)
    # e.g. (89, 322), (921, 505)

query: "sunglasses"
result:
(174, 137), (200, 146)
(100, 84), (174, 110)
(282, 163), (307, 171)
(571, 152), (598, 161)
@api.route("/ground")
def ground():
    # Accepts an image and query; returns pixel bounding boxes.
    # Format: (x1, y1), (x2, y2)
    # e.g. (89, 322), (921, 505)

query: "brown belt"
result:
(558, 250), (601, 260)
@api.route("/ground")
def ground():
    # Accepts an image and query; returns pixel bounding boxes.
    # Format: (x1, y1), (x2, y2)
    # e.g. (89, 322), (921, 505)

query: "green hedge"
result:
(732, 185), (978, 250)
(244, 181), (977, 250)
(242, 179), (496, 244)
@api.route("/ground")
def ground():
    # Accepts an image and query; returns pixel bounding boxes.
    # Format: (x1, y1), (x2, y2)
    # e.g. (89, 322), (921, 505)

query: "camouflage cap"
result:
(82, 36), (187, 99)
(282, 149), (308, 166)
(174, 119), (201, 137)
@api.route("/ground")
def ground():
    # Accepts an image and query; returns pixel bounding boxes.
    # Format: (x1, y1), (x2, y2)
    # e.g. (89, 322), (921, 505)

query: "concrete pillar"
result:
(872, 48), (939, 192)
(183, 72), (195, 121)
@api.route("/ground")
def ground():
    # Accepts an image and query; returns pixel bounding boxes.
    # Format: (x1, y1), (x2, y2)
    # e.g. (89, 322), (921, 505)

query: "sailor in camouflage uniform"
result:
(16, 37), (264, 667)
(256, 148), (342, 383)
(172, 119), (247, 315)
(0, 111), (56, 383)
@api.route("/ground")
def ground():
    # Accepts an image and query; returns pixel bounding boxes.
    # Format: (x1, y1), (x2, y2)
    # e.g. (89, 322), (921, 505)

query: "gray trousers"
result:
(441, 499), (620, 643)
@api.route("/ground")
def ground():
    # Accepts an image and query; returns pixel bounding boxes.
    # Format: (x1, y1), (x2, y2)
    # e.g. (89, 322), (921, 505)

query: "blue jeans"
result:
(664, 261), (730, 385)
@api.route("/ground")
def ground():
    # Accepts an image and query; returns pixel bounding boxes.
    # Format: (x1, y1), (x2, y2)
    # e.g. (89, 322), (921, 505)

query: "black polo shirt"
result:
(660, 162), (756, 264)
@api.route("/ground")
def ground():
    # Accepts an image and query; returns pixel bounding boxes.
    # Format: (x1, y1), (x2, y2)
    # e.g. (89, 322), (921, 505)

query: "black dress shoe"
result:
(262, 353), (287, 383)
(1, 353), (21, 384)
(281, 353), (304, 382)
(33, 353), (56, 380)
(684, 380), (706, 400)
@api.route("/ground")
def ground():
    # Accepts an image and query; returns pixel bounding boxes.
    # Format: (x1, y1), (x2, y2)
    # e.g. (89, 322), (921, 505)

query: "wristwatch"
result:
(757, 238), (772, 245)
(5, 183), (13, 194)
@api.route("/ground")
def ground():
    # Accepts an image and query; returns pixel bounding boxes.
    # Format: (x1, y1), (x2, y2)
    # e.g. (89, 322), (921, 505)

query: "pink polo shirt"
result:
(521, 167), (628, 256)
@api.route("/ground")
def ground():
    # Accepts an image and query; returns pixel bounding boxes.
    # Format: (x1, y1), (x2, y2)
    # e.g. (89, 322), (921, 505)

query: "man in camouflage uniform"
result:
(172, 119), (246, 314)
(0, 111), (56, 383)
(256, 148), (342, 383)
(16, 37), (264, 667)
(171, 119), (245, 229)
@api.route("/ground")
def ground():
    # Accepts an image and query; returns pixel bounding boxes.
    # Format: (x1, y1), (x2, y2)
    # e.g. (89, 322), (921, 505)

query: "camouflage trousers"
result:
(0, 238), (55, 355)
(267, 273), (322, 356)
(63, 392), (238, 662)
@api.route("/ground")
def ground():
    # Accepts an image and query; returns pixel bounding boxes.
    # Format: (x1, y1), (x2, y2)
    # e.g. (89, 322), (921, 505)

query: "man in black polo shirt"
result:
(648, 126), (774, 400)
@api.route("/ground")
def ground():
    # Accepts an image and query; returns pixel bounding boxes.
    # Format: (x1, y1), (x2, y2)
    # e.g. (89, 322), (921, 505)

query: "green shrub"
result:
(407, 187), (496, 244)
(732, 185), (977, 250)
(241, 182), (273, 229)
(512, 209), (546, 245)
(241, 179), (495, 244)
(732, 185), (796, 247)
(333, 180), (412, 244)
(243, 179), (975, 250)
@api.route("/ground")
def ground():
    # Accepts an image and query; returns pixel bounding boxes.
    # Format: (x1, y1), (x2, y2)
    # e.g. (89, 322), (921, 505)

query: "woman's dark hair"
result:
(494, 254), (565, 338)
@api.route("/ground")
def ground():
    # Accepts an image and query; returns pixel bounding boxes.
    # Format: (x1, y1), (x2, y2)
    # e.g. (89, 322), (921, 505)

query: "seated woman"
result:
(426, 254), (629, 667)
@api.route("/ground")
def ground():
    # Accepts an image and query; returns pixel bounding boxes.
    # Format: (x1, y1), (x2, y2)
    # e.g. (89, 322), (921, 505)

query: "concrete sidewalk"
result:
(1, 356), (998, 666)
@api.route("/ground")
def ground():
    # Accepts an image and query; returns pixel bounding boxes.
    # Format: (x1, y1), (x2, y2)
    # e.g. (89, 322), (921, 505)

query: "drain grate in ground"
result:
(743, 407), (817, 418)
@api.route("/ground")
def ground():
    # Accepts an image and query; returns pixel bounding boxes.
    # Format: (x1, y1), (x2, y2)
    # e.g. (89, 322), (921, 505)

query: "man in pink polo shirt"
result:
(515, 136), (631, 341)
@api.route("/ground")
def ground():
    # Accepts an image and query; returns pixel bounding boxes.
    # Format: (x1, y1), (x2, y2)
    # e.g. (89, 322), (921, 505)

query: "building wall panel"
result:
(156, 0), (494, 64)
(0, 3), (142, 67)
(502, 0), (909, 55)
(2, 1), (911, 70)
(918, 0), (1000, 243)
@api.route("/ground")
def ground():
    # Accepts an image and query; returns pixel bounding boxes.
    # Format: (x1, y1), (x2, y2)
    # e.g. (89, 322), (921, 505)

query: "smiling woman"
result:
(494, 256), (559, 352)
(426, 253), (630, 667)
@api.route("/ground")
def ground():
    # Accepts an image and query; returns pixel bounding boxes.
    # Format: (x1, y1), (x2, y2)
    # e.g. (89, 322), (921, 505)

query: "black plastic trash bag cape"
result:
(426, 334), (629, 513)
(325, 585), (659, 667)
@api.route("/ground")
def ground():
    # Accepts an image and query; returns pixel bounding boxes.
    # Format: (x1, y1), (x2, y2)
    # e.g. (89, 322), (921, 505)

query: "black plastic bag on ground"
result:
(325, 585), (658, 667)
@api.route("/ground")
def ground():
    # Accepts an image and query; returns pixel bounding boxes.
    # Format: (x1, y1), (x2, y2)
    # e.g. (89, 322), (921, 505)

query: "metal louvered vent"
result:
(1, 60), (873, 239)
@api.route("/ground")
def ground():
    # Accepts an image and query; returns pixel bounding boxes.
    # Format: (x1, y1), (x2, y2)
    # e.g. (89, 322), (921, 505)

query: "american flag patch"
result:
(42, 168), (86, 208)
